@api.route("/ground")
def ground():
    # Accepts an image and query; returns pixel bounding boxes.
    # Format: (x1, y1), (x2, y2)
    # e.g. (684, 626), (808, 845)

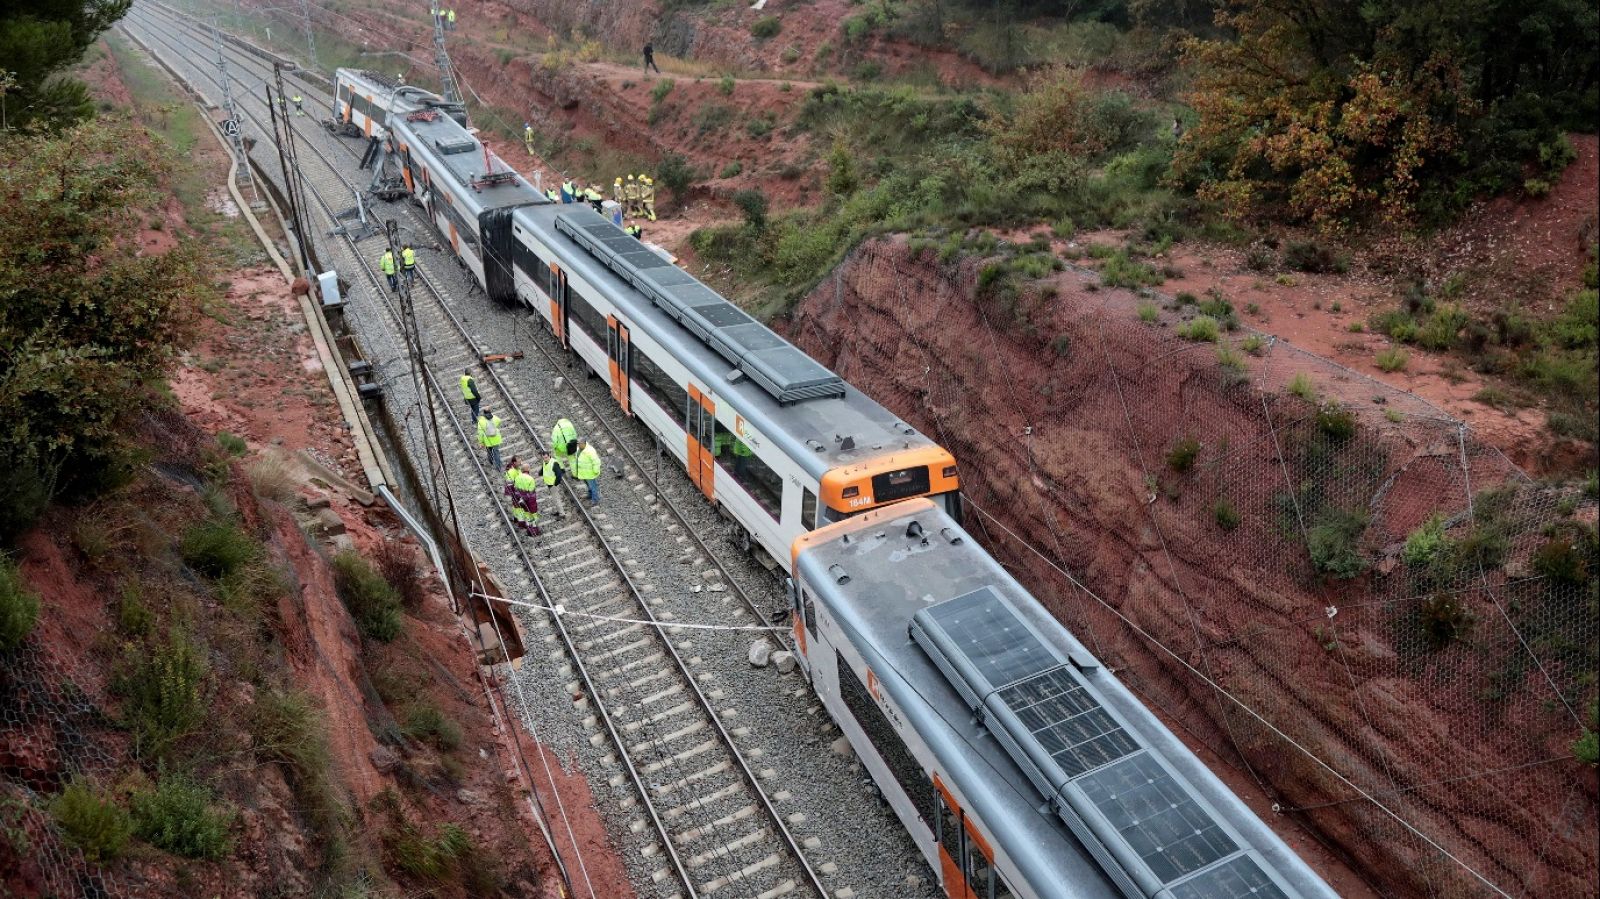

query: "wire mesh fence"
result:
(0, 638), (129, 897)
(794, 240), (1598, 899)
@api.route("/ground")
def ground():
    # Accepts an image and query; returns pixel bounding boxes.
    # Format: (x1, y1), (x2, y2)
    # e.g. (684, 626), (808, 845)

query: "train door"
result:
(933, 778), (1002, 899)
(548, 265), (569, 348)
(605, 317), (633, 415)
(685, 386), (716, 500)
(787, 580), (812, 672)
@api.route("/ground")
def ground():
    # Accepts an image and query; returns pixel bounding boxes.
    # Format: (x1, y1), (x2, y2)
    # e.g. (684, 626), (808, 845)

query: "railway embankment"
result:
(783, 235), (1599, 899)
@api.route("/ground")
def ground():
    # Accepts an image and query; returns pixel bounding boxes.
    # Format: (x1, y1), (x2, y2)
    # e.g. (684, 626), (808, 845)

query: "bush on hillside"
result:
(332, 550), (403, 642)
(0, 559), (40, 652)
(132, 776), (233, 860)
(51, 779), (132, 862)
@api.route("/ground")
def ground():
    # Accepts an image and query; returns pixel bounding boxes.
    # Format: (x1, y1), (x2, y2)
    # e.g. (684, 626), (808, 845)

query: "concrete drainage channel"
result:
(123, 4), (942, 898)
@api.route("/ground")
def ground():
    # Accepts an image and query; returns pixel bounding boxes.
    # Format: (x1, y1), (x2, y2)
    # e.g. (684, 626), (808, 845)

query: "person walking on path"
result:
(550, 417), (578, 473)
(573, 440), (603, 506)
(643, 43), (661, 75)
(540, 452), (565, 518)
(460, 369), (480, 420)
(379, 248), (398, 292)
(292, 94), (304, 116)
(401, 243), (417, 286)
(477, 409), (504, 471)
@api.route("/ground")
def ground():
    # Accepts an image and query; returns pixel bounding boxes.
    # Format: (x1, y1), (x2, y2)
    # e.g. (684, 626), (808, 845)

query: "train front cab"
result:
(788, 502), (1021, 899)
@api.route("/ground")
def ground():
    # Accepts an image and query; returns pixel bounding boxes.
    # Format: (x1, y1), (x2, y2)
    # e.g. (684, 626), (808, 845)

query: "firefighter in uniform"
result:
(639, 175), (657, 222)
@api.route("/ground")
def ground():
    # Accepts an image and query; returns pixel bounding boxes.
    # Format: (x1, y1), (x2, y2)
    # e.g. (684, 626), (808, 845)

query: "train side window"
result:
(802, 488), (818, 530)
(567, 287), (606, 344)
(711, 418), (780, 521)
(800, 586), (815, 634)
(963, 824), (993, 896)
(631, 344), (688, 428)
(993, 873), (1016, 899)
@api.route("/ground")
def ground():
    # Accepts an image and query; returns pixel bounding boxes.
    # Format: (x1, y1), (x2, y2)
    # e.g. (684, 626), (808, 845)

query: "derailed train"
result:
(337, 68), (1338, 899)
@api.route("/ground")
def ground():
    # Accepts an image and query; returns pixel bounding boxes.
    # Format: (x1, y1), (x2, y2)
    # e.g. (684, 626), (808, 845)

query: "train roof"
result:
(512, 203), (942, 480)
(793, 500), (1340, 899)
(393, 108), (545, 214)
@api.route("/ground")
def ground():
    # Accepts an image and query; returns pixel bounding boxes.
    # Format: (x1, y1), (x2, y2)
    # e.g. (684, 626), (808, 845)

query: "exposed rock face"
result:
(782, 237), (1599, 899)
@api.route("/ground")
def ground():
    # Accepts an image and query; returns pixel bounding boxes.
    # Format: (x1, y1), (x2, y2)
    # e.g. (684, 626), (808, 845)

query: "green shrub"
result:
(1316, 404), (1357, 441)
(180, 520), (258, 579)
(403, 705), (464, 751)
(746, 117), (773, 138)
(1197, 294), (1238, 329)
(852, 61), (884, 81)
(217, 432), (247, 457)
(1213, 498), (1241, 531)
(391, 820), (474, 882)
(1137, 302), (1159, 323)
(1417, 304), (1469, 350)
(1241, 333), (1266, 355)
(1166, 436), (1201, 473)
(1288, 372), (1317, 401)
(1417, 592), (1475, 649)
(1177, 316), (1220, 342)
(115, 583), (153, 637)
(332, 551), (403, 642)
(1283, 240), (1348, 274)
(718, 75), (735, 96)
(1376, 347), (1409, 372)
(650, 78), (674, 104)
(1051, 334), (1072, 357)
(750, 16), (781, 39)
(1216, 342), (1246, 374)
(1307, 508), (1369, 579)
(1574, 729), (1599, 765)
(132, 776), (232, 860)
(1100, 251), (1161, 289)
(733, 189), (769, 232)
(0, 559), (40, 652)
(656, 153), (694, 197)
(51, 779), (132, 861)
(1402, 515), (1447, 567)
(1532, 537), (1590, 586)
(119, 628), (206, 759)
(719, 161), (743, 178)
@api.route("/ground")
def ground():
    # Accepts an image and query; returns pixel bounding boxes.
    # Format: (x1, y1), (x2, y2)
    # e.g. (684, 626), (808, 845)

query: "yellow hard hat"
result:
(626, 174), (635, 181)
(643, 176), (653, 184)
(614, 177), (622, 184)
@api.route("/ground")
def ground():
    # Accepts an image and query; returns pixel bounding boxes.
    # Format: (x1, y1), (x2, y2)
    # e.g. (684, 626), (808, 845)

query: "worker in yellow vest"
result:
(550, 417), (578, 473)
(379, 249), (398, 292)
(573, 440), (603, 506)
(477, 408), (504, 471)
(460, 369), (479, 420)
(540, 452), (565, 518)
(401, 244), (417, 286)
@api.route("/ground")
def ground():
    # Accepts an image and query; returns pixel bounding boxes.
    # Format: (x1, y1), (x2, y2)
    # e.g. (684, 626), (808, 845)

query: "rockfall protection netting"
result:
(0, 639), (129, 897)
(797, 241), (1598, 899)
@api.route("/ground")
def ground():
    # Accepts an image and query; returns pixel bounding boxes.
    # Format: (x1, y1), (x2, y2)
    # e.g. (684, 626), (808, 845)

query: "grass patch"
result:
(388, 818), (475, 882)
(402, 704), (464, 751)
(1166, 436), (1201, 473)
(1100, 251), (1162, 289)
(1288, 372), (1318, 401)
(1375, 347), (1409, 372)
(132, 775), (233, 860)
(51, 779), (132, 862)
(1137, 302), (1159, 323)
(0, 559), (40, 652)
(1177, 315), (1220, 342)
(1213, 498), (1241, 531)
(1241, 333), (1266, 355)
(1307, 508), (1369, 579)
(116, 627), (207, 760)
(751, 16), (781, 39)
(332, 551), (403, 642)
(180, 519), (258, 580)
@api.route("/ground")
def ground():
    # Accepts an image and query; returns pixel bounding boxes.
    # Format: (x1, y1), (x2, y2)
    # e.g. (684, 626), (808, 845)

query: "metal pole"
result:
(430, 2), (463, 106)
(263, 84), (308, 272)
(210, 19), (261, 205)
(298, 0), (320, 72)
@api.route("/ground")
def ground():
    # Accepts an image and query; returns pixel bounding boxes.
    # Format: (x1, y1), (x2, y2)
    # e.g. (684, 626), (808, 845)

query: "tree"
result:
(0, 0), (131, 130)
(0, 120), (203, 540)
(1173, 0), (1599, 227)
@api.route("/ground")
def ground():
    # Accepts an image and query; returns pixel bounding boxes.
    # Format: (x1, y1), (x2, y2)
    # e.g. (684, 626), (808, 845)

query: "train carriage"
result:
(332, 68), (466, 139)
(790, 499), (1339, 899)
(505, 203), (961, 564)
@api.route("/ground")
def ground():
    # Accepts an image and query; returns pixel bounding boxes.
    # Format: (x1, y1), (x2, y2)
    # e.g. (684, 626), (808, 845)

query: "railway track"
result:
(119, 8), (838, 898)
